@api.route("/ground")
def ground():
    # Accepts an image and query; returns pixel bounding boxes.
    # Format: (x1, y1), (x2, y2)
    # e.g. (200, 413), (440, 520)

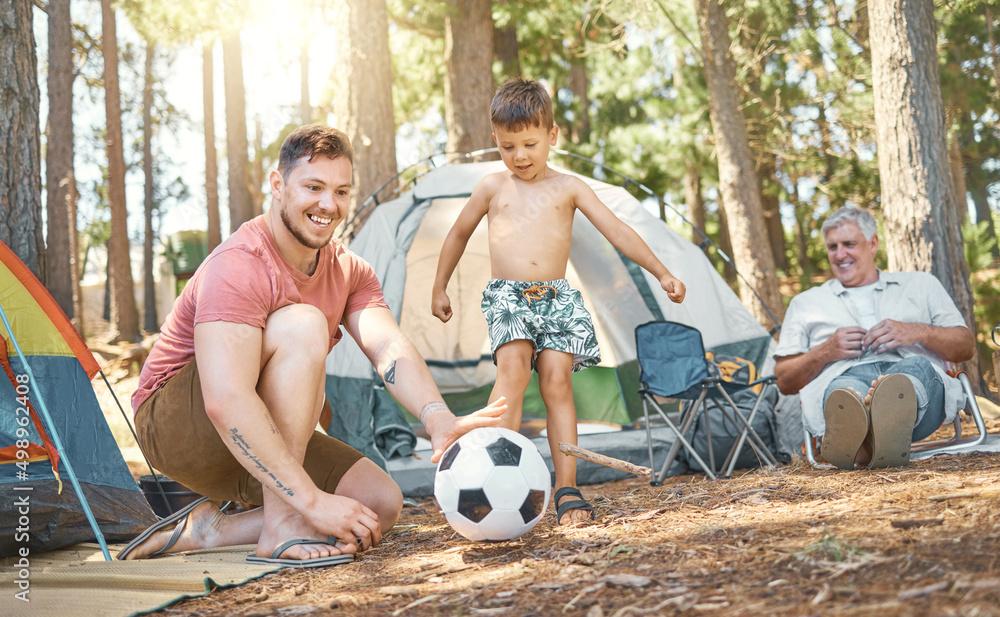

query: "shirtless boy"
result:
(431, 78), (686, 524)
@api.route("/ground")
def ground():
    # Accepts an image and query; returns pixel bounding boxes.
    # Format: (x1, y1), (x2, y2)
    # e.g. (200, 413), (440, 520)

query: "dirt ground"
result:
(88, 335), (1000, 617)
(138, 435), (1000, 617)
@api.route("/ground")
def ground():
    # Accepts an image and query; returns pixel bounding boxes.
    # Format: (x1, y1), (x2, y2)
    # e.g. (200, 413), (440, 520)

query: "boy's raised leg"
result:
(537, 350), (594, 524)
(491, 340), (534, 431)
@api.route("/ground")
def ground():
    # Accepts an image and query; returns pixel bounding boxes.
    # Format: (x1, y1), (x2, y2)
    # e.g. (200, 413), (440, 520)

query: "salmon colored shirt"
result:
(132, 216), (387, 411)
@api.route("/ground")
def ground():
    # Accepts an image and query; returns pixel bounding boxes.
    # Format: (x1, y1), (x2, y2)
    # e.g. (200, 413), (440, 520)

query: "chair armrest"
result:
(748, 374), (777, 388)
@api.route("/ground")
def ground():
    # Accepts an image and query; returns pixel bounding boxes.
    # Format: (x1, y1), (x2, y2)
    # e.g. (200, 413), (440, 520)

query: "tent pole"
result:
(0, 305), (113, 561)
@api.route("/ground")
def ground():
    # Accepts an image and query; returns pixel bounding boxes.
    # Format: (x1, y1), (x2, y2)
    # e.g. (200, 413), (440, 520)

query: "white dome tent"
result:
(323, 151), (793, 490)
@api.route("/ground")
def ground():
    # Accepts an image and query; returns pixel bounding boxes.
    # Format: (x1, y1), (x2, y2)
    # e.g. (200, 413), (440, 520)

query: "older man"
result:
(774, 206), (974, 470)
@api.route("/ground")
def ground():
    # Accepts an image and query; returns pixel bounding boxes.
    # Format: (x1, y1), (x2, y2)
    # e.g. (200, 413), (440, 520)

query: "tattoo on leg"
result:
(229, 428), (294, 497)
(383, 360), (396, 385)
(419, 401), (449, 424)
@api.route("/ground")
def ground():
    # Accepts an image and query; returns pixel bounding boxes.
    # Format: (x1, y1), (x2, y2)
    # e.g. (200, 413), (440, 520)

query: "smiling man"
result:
(120, 125), (505, 567)
(773, 207), (974, 470)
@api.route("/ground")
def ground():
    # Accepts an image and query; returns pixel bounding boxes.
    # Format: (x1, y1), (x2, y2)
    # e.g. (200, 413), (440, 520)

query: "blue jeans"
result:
(823, 357), (945, 441)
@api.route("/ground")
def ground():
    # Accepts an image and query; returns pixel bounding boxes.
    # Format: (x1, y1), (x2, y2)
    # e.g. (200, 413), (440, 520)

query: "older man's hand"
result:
(863, 319), (918, 354)
(824, 326), (869, 361)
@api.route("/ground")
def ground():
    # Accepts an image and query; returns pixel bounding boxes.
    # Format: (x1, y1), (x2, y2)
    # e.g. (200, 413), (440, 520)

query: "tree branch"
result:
(32, 0), (47, 13)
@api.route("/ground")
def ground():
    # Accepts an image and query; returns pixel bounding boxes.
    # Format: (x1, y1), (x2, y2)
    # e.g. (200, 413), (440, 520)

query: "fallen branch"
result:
(897, 581), (950, 600)
(928, 491), (977, 502)
(891, 517), (944, 530)
(558, 443), (652, 477)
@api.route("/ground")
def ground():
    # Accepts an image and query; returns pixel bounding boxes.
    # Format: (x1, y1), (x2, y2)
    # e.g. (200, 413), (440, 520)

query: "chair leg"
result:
(644, 393), (717, 483)
(721, 382), (779, 476)
(912, 372), (988, 454)
(642, 398), (657, 485)
(715, 387), (780, 467)
(803, 427), (820, 466)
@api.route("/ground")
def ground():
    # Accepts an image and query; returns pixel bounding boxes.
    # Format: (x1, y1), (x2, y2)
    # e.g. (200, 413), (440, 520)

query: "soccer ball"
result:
(434, 427), (551, 542)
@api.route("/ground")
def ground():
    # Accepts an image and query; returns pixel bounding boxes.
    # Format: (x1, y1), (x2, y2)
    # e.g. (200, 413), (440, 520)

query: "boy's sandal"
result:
(554, 486), (595, 525)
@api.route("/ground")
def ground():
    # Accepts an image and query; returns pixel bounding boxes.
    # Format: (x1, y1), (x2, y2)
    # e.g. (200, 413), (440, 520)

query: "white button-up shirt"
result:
(774, 270), (968, 436)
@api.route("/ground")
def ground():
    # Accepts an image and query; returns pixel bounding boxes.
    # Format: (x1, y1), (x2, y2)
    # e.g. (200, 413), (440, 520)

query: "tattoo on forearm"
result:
(419, 401), (448, 424)
(229, 428), (294, 497)
(383, 360), (396, 385)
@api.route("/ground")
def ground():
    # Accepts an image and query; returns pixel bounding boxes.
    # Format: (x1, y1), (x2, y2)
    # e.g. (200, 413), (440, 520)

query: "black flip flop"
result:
(554, 486), (595, 525)
(245, 537), (355, 568)
(116, 496), (212, 560)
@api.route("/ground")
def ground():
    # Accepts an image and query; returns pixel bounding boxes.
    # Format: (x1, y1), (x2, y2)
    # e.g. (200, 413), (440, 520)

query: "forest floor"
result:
(147, 446), (1000, 617)
(83, 317), (1000, 617)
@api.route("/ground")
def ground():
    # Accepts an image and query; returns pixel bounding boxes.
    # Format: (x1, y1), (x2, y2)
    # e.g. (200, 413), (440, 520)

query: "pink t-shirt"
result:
(132, 216), (388, 411)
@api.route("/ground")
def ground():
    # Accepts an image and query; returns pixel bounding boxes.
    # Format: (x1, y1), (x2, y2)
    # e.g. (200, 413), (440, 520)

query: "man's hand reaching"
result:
(426, 397), (508, 464)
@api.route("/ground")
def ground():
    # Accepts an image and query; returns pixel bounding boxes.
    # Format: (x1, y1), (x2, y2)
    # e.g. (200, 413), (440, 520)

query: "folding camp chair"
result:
(636, 321), (781, 485)
(803, 369), (988, 466)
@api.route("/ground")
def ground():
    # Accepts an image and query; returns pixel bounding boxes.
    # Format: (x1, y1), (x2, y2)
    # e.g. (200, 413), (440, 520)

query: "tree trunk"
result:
(251, 115), (264, 217)
(203, 39), (221, 251)
(948, 131), (967, 226)
(332, 0), (398, 217)
(223, 31), (253, 233)
(45, 0), (74, 318)
(300, 43), (311, 125)
(0, 0), (44, 278)
(695, 0), (784, 330)
(870, 0), (983, 391)
(987, 7), (1000, 106)
(101, 0), (141, 343)
(716, 205), (738, 286)
(70, 183), (82, 335)
(143, 40), (158, 333)
(444, 0), (494, 154)
(493, 20), (520, 80)
(758, 159), (789, 272)
(567, 31), (590, 144)
(683, 160), (707, 246)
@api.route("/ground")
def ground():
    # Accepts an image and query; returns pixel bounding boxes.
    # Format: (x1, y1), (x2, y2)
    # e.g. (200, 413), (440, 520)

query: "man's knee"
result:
(264, 304), (328, 358)
(337, 457), (404, 530)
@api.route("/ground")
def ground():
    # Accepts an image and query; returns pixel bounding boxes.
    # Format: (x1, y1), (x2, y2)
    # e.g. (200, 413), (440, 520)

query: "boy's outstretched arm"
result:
(573, 178), (686, 303)
(431, 179), (493, 322)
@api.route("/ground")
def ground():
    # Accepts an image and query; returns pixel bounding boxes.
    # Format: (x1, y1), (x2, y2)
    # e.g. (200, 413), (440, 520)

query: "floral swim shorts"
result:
(481, 278), (601, 372)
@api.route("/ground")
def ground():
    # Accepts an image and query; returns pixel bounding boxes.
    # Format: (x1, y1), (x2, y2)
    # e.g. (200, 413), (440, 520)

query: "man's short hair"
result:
(822, 206), (877, 241)
(278, 124), (354, 178)
(490, 77), (554, 133)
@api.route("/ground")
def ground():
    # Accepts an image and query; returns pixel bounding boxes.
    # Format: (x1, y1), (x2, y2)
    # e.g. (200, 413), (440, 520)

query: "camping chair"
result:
(636, 321), (781, 485)
(802, 369), (988, 467)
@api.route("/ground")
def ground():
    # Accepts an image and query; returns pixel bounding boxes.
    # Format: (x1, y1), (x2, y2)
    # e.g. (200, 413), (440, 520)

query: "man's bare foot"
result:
(255, 510), (355, 561)
(119, 499), (226, 560)
(862, 375), (890, 407)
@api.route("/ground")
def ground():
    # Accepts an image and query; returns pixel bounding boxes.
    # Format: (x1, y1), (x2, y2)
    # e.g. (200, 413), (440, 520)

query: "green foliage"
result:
(796, 529), (867, 563)
(963, 220), (999, 272)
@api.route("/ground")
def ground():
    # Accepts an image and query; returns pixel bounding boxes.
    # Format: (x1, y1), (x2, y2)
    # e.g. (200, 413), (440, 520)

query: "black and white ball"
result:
(434, 427), (551, 542)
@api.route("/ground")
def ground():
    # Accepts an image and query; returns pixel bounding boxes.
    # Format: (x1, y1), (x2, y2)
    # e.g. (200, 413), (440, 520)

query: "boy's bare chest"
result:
(488, 190), (575, 230)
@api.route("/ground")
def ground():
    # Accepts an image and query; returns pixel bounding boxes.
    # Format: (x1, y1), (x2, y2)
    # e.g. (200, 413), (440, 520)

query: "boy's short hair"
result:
(278, 124), (354, 177)
(822, 206), (877, 241)
(490, 78), (554, 132)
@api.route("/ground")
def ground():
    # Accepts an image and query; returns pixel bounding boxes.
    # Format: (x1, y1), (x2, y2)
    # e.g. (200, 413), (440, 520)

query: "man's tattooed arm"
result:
(229, 428), (294, 497)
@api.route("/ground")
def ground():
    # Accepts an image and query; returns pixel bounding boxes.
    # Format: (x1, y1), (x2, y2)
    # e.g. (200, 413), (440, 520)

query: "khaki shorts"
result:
(134, 359), (363, 506)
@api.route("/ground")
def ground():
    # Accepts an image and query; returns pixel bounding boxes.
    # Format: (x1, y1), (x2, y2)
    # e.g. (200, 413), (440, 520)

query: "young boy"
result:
(431, 78), (686, 524)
